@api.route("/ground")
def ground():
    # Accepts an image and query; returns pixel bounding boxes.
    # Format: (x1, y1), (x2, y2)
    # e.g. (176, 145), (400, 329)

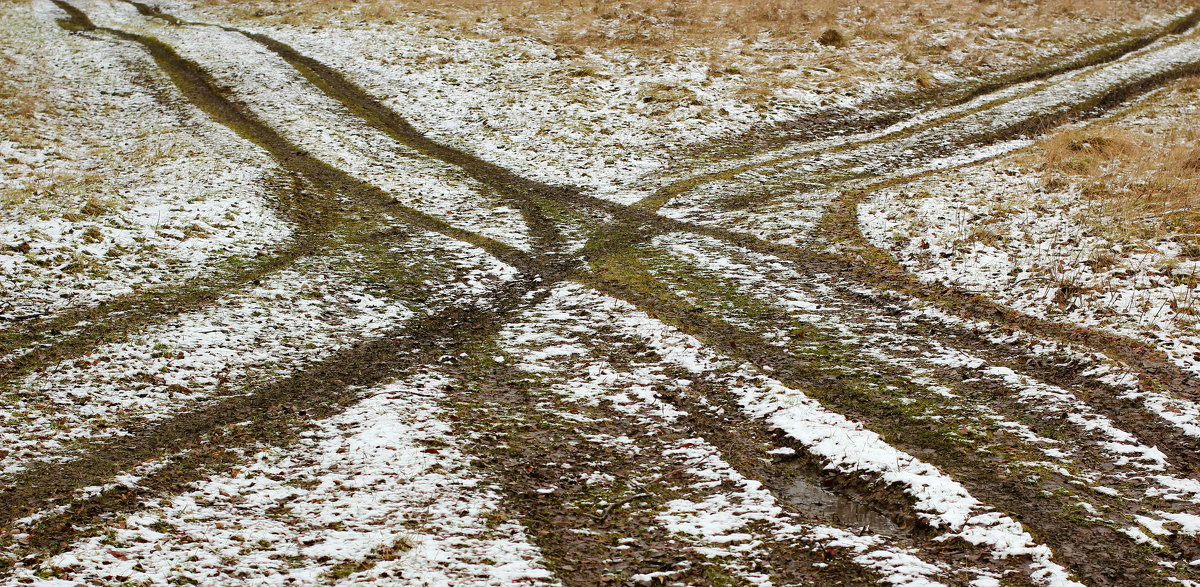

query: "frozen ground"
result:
(0, 2), (289, 320)
(3, 0), (1200, 584)
(861, 76), (1200, 379)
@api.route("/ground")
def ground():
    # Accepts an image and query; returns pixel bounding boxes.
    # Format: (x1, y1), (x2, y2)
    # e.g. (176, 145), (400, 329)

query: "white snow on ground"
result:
(7, 0), (1200, 582)
(661, 21), (1200, 242)
(1, 2), (289, 319)
(532, 282), (1080, 585)
(501, 284), (955, 585)
(73, 0), (538, 252)
(0, 234), (516, 476)
(8, 374), (557, 586)
(862, 161), (1200, 379)
(159, 0), (1188, 207)
(657, 232), (1200, 508)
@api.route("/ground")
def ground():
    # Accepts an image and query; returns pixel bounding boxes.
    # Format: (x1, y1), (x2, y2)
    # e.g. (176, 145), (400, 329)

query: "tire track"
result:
(6, 7), (932, 581)
(0, 172), (334, 389)
(578, 263), (1189, 585)
(48, 0), (1200, 406)
(174, 0), (1200, 417)
(510, 296), (1034, 581)
(22, 0), (1196, 402)
(653, 228), (1200, 478)
(1, 0), (550, 392)
(14, 1), (1200, 583)
(631, 24), (1200, 411)
(678, 8), (1200, 167)
(120, 0), (568, 258)
(0, 0), (560, 507)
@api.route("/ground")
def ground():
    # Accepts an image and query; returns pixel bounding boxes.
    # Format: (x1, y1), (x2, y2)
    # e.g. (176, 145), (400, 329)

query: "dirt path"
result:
(4, 0), (1200, 584)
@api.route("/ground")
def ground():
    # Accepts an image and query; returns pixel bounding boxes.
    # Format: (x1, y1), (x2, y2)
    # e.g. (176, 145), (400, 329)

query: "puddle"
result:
(781, 478), (901, 535)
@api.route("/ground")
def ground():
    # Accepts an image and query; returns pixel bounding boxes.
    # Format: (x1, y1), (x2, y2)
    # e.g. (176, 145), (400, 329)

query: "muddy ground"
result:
(3, 0), (1200, 585)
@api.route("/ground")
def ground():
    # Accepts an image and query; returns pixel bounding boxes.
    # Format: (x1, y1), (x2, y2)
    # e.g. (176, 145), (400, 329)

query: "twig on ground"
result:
(595, 492), (653, 523)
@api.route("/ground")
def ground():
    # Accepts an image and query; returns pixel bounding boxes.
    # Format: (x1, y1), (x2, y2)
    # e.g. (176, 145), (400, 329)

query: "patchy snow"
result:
(6, 0), (1199, 582)
(1, 2), (289, 320)
(530, 282), (1080, 586)
(8, 373), (557, 585)
(1, 233), (515, 475)
(862, 159), (1200, 377)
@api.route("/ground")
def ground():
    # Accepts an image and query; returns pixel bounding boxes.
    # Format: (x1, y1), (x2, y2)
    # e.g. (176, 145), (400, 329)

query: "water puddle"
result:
(781, 477), (901, 535)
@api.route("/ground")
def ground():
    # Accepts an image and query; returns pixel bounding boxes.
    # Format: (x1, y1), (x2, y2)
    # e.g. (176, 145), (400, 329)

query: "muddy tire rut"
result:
(5, 0), (1200, 584)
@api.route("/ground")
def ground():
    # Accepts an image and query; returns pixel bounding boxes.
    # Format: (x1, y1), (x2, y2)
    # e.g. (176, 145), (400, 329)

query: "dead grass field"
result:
(205, 0), (1191, 48)
(1027, 75), (1200, 253)
(196, 0), (1198, 108)
(0, 40), (86, 217)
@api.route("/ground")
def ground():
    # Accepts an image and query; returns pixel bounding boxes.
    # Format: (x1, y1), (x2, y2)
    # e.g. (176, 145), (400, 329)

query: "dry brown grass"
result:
(205, 0), (1191, 50)
(1031, 76), (1200, 254)
(0, 53), (57, 142)
(1043, 128), (1143, 175)
(0, 11), (127, 220)
(196, 0), (1196, 107)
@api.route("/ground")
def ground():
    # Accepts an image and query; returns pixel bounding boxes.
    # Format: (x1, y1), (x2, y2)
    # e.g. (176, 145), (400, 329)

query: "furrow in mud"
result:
(662, 227), (1200, 478)
(644, 357), (1056, 583)
(549, 313), (1038, 581)
(654, 52), (1200, 218)
(0, 318), (890, 585)
(0, 173), (335, 389)
(22, 2), (1200, 583)
(0, 371), (559, 585)
(50, 0), (538, 276)
(679, 8), (1200, 166)
(492, 284), (969, 583)
(0, 272), (560, 567)
(2, 0), (546, 390)
(220, 19), (569, 255)
(6, 0), (572, 551)
(4, 0), (551, 393)
(577, 267), (1195, 585)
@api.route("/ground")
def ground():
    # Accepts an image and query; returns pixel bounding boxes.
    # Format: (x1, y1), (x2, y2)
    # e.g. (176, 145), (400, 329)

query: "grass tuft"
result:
(1026, 78), (1200, 251)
